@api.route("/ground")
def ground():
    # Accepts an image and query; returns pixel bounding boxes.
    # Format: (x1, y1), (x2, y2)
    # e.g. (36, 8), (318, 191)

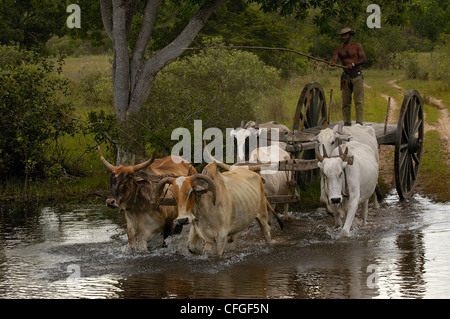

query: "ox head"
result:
(310, 127), (352, 157)
(98, 146), (155, 209)
(155, 173), (217, 226)
(316, 145), (349, 205)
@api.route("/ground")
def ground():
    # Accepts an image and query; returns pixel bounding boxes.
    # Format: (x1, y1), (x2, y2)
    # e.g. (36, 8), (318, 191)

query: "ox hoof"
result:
(338, 229), (351, 238)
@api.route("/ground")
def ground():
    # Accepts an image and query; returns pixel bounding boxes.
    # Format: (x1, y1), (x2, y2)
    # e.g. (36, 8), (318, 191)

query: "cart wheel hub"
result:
(408, 136), (419, 153)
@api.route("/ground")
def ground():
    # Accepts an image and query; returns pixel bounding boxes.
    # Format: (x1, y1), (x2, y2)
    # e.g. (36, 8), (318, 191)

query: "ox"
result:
(98, 147), (197, 251)
(316, 142), (378, 237)
(155, 162), (280, 256)
(245, 145), (293, 213)
(310, 124), (378, 162)
(204, 142), (293, 214)
(230, 121), (289, 161)
(311, 124), (381, 206)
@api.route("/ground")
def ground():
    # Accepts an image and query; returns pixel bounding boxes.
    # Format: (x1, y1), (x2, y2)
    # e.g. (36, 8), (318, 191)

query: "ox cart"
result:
(154, 82), (424, 208)
(234, 82), (424, 203)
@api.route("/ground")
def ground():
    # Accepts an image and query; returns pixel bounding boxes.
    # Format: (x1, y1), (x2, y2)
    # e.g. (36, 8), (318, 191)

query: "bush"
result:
(123, 40), (281, 157)
(429, 34), (450, 81)
(0, 45), (75, 179)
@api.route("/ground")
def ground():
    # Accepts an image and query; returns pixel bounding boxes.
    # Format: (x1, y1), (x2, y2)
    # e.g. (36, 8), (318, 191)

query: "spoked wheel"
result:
(394, 89), (424, 200)
(293, 82), (327, 186)
(292, 82), (327, 131)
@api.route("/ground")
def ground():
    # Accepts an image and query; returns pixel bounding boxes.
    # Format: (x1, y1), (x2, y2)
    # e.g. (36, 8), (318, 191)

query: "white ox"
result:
(245, 145), (292, 213)
(227, 128), (294, 213)
(311, 124), (379, 162)
(155, 162), (281, 256)
(311, 124), (380, 207)
(316, 142), (378, 237)
(230, 121), (290, 162)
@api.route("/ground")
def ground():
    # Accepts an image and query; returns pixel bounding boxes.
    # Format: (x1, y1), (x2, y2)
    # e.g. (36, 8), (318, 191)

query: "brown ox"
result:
(98, 147), (197, 251)
(155, 162), (281, 256)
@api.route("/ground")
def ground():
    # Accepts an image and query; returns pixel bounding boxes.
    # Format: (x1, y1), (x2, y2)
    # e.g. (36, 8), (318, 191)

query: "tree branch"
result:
(128, 0), (228, 114)
(130, 0), (163, 91)
(112, 0), (131, 119)
(100, 0), (113, 41)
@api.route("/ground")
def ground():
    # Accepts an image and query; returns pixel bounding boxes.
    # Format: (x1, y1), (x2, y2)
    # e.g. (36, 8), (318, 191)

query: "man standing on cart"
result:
(329, 27), (367, 126)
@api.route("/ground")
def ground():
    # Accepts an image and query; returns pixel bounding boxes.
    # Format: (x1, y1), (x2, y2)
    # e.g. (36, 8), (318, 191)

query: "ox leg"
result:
(372, 192), (379, 209)
(330, 206), (342, 228)
(215, 232), (228, 257)
(126, 224), (138, 251)
(187, 227), (203, 255)
(362, 199), (369, 226)
(256, 216), (272, 244)
(340, 200), (358, 237)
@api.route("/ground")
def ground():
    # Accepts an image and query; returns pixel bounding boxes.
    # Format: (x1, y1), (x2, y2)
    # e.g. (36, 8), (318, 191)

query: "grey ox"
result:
(98, 147), (197, 251)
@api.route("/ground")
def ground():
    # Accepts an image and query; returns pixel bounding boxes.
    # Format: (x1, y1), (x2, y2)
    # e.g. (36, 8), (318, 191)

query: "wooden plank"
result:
(267, 194), (301, 204)
(322, 121), (397, 145)
(151, 197), (176, 207)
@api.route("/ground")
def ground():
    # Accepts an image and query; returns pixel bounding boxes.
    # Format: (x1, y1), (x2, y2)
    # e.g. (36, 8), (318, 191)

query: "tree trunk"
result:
(100, 0), (227, 165)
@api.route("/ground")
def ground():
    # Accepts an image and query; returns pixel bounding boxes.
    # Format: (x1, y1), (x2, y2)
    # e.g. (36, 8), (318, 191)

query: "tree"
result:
(99, 0), (227, 163)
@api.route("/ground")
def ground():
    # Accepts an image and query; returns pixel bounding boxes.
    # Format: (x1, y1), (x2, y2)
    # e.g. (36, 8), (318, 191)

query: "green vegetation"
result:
(1, 0), (449, 204)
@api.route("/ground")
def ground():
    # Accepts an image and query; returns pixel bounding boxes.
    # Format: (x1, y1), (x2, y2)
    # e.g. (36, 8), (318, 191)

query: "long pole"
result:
(183, 45), (345, 69)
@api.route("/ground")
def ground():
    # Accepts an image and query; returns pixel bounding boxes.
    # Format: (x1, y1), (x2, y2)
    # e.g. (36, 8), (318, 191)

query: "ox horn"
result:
(338, 146), (348, 161)
(155, 176), (174, 209)
(192, 174), (217, 205)
(131, 150), (156, 172)
(315, 145), (325, 163)
(98, 146), (116, 172)
(203, 142), (231, 171)
(322, 144), (328, 158)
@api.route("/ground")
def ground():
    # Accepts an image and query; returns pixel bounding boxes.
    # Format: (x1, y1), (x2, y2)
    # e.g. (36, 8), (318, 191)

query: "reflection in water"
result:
(0, 192), (449, 299)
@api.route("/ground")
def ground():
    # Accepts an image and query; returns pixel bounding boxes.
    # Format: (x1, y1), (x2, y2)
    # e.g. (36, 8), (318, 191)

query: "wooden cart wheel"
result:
(292, 82), (327, 186)
(394, 89), (424, 200)
(293, 82), (327, 131)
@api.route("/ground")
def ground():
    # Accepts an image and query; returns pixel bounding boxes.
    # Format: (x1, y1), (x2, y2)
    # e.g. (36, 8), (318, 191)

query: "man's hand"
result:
(344, 63), (353, 69)
(329, 61), (336, 67)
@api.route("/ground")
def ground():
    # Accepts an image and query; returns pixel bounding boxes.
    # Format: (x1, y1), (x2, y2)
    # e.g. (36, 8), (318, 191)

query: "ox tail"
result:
(266, 199), (284, 230)
(375, 184), (384, 203)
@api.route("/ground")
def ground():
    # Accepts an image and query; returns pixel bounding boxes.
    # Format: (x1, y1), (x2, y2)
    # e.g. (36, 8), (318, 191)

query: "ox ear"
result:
(230, 129), (237, 137)
(134, 176), (150, 185)
(337, 134), (352, 142)
(310, 134), (319, 142)
(193, 183), (208, 194)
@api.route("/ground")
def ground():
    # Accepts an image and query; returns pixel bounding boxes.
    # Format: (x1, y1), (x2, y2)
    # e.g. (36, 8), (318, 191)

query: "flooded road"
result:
(0, 191), (449, 299)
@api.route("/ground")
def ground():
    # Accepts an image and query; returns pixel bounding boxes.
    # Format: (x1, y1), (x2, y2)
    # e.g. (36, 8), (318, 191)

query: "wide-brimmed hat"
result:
(339, 27), (355, 36)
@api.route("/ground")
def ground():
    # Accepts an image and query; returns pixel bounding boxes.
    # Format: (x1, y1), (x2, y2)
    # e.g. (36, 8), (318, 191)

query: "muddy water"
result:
(0, 192), (449, 299)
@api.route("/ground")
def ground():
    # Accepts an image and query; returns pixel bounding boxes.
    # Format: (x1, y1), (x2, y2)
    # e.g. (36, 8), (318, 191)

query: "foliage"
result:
(0, 0), (65, 52)
(123, 39), (281, 157)
(198, 0), (310, 76)
(0, 45), (75, 179)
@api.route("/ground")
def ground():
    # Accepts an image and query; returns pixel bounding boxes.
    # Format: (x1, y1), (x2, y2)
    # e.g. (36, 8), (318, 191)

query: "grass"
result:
(2, 54), (449, 205)
(419, 131), (450, 201)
